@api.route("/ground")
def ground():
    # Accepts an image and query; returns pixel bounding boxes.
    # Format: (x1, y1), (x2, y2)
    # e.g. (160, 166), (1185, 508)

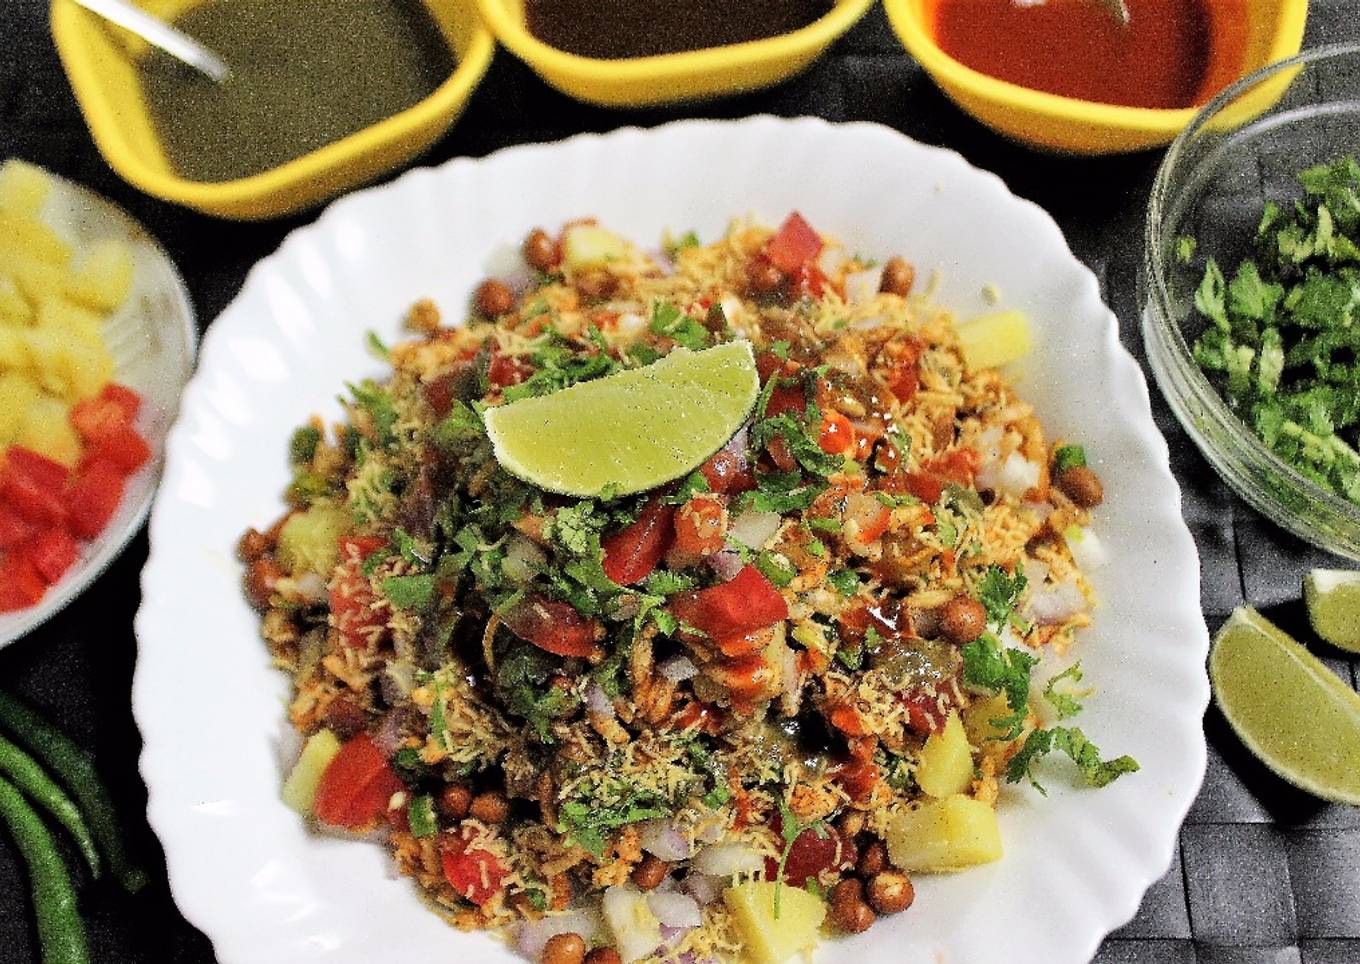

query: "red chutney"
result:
(932, 0), (1249, 110)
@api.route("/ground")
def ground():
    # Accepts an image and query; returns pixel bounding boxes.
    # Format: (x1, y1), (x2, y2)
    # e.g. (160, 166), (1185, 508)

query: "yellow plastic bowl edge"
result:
(883, 0), (1310, 155)
(474, 0), (874, 107)
(49, 0), (496, 219)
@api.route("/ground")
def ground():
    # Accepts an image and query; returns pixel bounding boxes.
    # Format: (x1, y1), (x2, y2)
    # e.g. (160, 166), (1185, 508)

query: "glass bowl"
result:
(1141, 43), (1360, 561)
(0, 167), (197, 648)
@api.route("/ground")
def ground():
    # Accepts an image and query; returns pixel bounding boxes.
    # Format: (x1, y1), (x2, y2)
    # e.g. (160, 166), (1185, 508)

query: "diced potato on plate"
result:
(0, 371), (42, 443)
(0, 275), (33, 325)
(886, 794), (1003, 873)
(963, 692), (1015, 745)
(67, 238), (134, 311)
(602, 884), (662, 964)
(563, 224), (628, 269)
(8, 252), (65, 306)
(723, 880), (826, 964)
(281, 729), (341, 814)
(956, 309), (1032, 371)
(0, 211), (73, 267)
(916, 710), (975, 798)
(16, 394), (81, 466)
(0, 160), (51, 218)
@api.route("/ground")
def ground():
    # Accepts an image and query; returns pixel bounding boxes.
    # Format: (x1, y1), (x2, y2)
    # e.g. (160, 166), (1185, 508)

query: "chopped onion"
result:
(816, 244), (847, 276)
(382, 658), (417, 701)
(503, 536), (547, 584)
(1063, 525), (1109, 570)
(722, 423), (750, 468)
(659, 656), (699, 683)
(683, 873), (724, 906)
(977, 452), (1040, 498)
(843, 267), (884, 305)
(1027, 578), (1088, 625)
(706, 549), (745, 582)
(648, 891), (701, 929)
(693, 842), (765, 877)
(728, 510), (781, 550)
(616, 312), (647, 338)
(1021, 500), (1053, 523)
(586, 683), (615, 719)
(517, 909), (602, 961)
(292, 572), (327, 602)
(719, 295), (745, 328)
(639, 819), (692, 860)
(603, 885), (662, 964)
(1020, 558), (1051, 588)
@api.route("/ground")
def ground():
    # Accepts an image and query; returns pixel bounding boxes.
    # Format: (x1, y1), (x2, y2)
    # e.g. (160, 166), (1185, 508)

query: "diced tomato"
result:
(850, 419), (886, 462)
(330, 570), (387, 650)
(668, 496), (727, 565)
(601, 496), (674, 585)
(502, 595), (601, 658)
(27, 528), (78, 584)
(716, 630), (765, 658)
(833, 759), (880, 802)
(763, 384), (805, 420)
(671, 700), (723, 735)
(843, 492), (891, 547)
(91, 422), (151, 474)
(699, 449), (755, 495)
(0, 554), (46, 612)
(314, 734), (403, 829)
(755, 352), (798, 386)
(901, 692), (948, 735)
(70, 397), (126, 444)
(720, 653), (777, 700)
(64, 459), (123, 539)
(928, 448), (981, 485)
(3, 460), (68, 528)
(765, 212), (823, 274)
(488, 353), (532, 388)
(668, 565), (788, 641)
(98, 383), (142, 421)
(765, 814), (853, 885)
(441, 830), (509, 907)
(885, 338), (924, 402)
(791, 261), (828, 299)
(828, 703), (867, 737)
(888, 449), (980, 505)
(5, 448), (69, 490)
(339, 536), (387, 562)
(817, 410), (855, 455)
(0, 504), (36, 551)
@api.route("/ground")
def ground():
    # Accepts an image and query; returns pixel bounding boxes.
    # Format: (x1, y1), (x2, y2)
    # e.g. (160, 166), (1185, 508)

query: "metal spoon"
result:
(69, 0), (230, 82)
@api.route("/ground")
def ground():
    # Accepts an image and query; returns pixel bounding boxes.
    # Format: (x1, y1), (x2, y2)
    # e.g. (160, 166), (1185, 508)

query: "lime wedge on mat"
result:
(1305, 569), (1360, 654)
(484, 340), (759, 497)
(1209, 607), (1360, 805)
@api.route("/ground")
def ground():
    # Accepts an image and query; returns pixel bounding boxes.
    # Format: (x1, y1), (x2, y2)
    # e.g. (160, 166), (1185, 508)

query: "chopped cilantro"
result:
(755, 550), (797, 587)
(976, 565), (1027, 628)
(826, 569), (859, 596)
(734, 469), (828, 515)
(664, 229), (701, 258)
(558, 784), (672, 858)
(1052, 445), (1087, 473)
(432, 400), (484, 451)
(382, 573), (435, 610)
(407, 794), (437, 838)
(961, 634), (1037, 739)
(346, 380), (399, 446)
(808, 516), (841, 533)
(834, 643), (863, 671)
(1005, 726), (1140, 794)
(771, 340), (791, 360)
(502, 333), (620, 403)
(664, 470), (711, 505)
(390, 746), (428, 781)
(1043, 663), (1086, 719)
(649, 300), (710, 351)
(289, 425), (321, 465)
(643, 570), (698, 596)
(1175, 236), (1198, 264)
(366, 330), (391, 361)
(772, 799), (830, 917)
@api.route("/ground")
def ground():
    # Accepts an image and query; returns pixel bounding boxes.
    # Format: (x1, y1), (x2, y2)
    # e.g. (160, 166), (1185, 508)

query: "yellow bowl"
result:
(473, 0), (874, 107)
(883, 0), (1309, 155)
(50, 0), (494, 220)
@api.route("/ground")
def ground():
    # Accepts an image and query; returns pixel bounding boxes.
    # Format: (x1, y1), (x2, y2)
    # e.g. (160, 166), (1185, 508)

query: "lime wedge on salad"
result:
(1209, 607), (1360, 805)
(1304, 569), (1360, 654)
(484, 340), (759, 497)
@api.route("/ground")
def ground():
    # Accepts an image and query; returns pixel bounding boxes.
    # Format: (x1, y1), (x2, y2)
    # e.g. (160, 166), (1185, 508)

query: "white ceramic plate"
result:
(135, 118), (1208, 964)
(0, 169), (196, 647)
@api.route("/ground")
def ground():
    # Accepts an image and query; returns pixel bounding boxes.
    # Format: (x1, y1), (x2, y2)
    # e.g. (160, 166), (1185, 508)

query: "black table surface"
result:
(3, 2), (1360, 962)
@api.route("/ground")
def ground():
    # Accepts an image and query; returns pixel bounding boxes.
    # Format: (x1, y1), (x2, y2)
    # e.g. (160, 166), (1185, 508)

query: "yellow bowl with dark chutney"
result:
(51, 0), (494, 220)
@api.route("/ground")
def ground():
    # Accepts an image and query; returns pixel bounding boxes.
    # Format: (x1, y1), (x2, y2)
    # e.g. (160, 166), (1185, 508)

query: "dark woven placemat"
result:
(0, 1), (1357, 961)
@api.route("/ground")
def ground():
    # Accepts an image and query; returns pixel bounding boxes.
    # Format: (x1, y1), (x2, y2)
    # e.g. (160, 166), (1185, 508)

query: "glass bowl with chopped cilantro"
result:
(242, 211), (1137, 964)
(1143, 45), (1360, 560)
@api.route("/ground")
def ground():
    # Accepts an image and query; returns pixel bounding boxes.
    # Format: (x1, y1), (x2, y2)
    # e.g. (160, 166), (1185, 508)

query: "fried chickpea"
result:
(475, 279), (515, 318)
(542, 932), (586, 964)
(880, 256), (915, 297)
(584, 949), (622, 964)
(244, 558), (283, 610)
(630, 854), (669, 891)
(575, 267), (618, 301)
(470, 790), (510, 825)
(1057, 465), (1104, 508)
(237, 528), (270, 562)
(836, 810), (866, 839)
(523, 228), (560, 272)
(866, 870), (915, 915)
(939, 594), (987, 645)
(438, 784), (472, 819)
(829, 879), (876, 934)
(857, 839), (888, 877)
(745, 258), (785, 297)
(323, 696), (367, 740)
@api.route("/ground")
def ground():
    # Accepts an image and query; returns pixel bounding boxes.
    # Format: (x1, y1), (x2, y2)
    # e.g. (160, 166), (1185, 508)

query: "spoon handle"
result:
(70, 0), (231, 82)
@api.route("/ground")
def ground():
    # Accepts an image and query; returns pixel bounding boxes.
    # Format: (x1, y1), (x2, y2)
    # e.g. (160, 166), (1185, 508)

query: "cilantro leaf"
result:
(381, 573), (436, 610)
(1052, 445), (1087, 473)
(961, 634), (1037, 739)
(289, 425), (321, 465)
(1005, 726), (1140, 794)
(826, 569), (859, 596)
(976, 565), (1027, 628)
(346, 380), (399, 446)
(1042, 663), (1085, 719)
(755, 550), (797, 587)
(649, 300), (710, 351)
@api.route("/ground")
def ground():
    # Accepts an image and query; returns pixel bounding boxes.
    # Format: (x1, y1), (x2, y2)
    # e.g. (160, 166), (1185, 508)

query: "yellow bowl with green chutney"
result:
(51, 0), (494, 220)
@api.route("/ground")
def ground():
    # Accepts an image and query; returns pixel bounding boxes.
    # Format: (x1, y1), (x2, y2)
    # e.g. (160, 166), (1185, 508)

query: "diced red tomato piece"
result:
(488, 353), (532, 388)
(5, 448), (69, 490)
(27, 528), (78, 584)
(64, 460), (124, 539)
(669, 496), (727, 565)
(901, 692), (949, 736)
(91, 423), (151, 474)
(699, 449), (755, 495)
(765, 213), (824, 274)
(885, 338), (925, 402)
(763, 384), (805, 420)
(314, 735), (402, 829)
(833, 759), (880, 802)
(70, 397), (127, 445)
(502, 595), (601, 658)
(843, 492), (891, 547)
(3, 461), (68, 528)
(0, 504), (36, 551)
(791, 262), (828, 299)
(0, 554), (47, 611)
(928, 448), (981, 485)
(828, 703), (867, 737)
(601, 496), (674, 585)
(669, 565), (788, 641)
(716, 630), (766, 658)
(98, 383), (142, 421)
(441, 829), (509, 907)
(755, 352), (799, 386)
(339, 535), (387, 562)
(818, 410), (855, 455)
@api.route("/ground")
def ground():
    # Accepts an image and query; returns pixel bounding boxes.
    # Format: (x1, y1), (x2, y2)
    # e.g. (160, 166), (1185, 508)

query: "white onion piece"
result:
(639, 819), (692, 860)
(977, 425), (1005, 465)
(517, 910), (602, 961)
(603, 885), (662, 964)
(292, 572), (327, 602)
(503, 536), (547, 584)
(729, 510), (781, 549)
(843, 267), (884, 305)
(1063, 525), (1109, 570)
(383, 658), (417, 700)
(706, 550), (745, 582)
(719, 295), (744, 327)
(1021, 500), (1053, 523)
(978, 452), (1041, 498)
(659, 656), (699, 683)
(1020, 557), (1051, 588)
(693, 842), (765, 877)
(586, 683), (615, 719)
(648, 891), (702, 929)
(779, 645), (799, 698)
(615, 312), (647, 338)
(683, 873), (724, 906)
(721, 424), (750, 468)
(1027, 579), (1088, 625)
(816, 244), (847, 276)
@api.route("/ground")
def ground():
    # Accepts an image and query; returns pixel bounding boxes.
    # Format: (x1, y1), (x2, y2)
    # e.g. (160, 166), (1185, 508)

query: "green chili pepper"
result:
(0, 775), (89, 964)
(0, 692), (146, 892)
(0, 734), (99, 877)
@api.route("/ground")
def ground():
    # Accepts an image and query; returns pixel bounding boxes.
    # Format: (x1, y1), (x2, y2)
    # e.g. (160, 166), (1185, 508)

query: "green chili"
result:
(0, 775), (89, 964)
(0, 692), (146, 892)
(0, 734), (99, 877)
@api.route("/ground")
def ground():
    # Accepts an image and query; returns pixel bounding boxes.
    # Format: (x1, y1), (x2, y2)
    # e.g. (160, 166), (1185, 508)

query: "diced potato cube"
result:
(0, 161), (51, 219)
(61, 340), (116, 402)
(563, 224), (628, 269)
(0, 329), (27, 370)
(722, 880), (826, 964)
(886, 795), (1003, 873)
(36, 296), (104, 341)
(0, 211), (73, 267)
(281, 729), (342, 814)
(66, 239), (134, 312)
(0, 275), (33, 325)
(276, 501), (351, 577)
(16, 395), (81, 467)
(602, 884), (662, 964)
(956, 309), (1032, 371)
(8, 253), (65, 306)
(0, 371), (42, 444)
(19, 329), (71, 395)
(963, 692), (1014, 745)
(916, 710), (974, 798)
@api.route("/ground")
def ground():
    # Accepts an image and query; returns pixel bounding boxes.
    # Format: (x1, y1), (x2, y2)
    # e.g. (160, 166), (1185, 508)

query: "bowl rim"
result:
(472, 0), (874, 81)
(1144, 41), (1360, 544)
(883, 0), (1310, 132)
(48, 0), (496, 209)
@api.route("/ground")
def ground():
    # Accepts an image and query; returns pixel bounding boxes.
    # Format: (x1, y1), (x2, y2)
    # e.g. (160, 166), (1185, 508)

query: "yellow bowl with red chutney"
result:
(884, 0), (1309, 155)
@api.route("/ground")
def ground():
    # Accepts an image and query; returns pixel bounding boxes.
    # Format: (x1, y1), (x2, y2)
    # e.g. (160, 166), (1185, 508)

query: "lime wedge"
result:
(1209, 607), (1360, 805)
(483, 340), (759, 497)
(1305, 569), (1360, 654)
